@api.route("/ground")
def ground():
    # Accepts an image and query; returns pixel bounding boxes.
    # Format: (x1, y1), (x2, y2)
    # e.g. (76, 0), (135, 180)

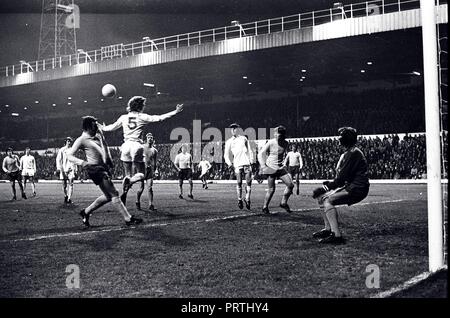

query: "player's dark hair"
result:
(82, 116), (98, 131)
(275, 125), (287, 136)
(338, 127), (358, 147)
(7, 147), (13, 152)
(127, 96), (146, 112)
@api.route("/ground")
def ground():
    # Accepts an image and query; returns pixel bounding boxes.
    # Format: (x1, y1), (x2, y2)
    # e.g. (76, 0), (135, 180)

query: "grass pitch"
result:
(0, 182), (445, 298)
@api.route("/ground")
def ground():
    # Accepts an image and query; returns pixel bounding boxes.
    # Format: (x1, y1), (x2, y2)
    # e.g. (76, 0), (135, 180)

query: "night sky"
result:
(0, 0), (343, 66)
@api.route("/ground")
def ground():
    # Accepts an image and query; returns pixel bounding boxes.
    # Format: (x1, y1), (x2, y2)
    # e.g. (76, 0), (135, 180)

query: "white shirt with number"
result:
(102, 111), (168, 143)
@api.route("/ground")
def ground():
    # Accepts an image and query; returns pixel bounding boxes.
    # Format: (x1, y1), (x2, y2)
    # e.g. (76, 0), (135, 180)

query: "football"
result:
(101, 84), (117, 98)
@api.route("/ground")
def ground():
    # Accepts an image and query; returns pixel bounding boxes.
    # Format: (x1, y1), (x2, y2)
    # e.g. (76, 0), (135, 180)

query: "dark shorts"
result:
(85, 164), (112, 186)
(265, 167), (289, 179)
(145, 166), (154, 180)
(7, 170), (22, 182)
(178, 168), (192, 180)
(327, 187), (369, 206)
(288, 166), (300, 176)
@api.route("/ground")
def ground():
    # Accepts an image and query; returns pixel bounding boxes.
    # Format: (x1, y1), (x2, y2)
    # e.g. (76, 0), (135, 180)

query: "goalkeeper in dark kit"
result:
(311, 127), (370, 244)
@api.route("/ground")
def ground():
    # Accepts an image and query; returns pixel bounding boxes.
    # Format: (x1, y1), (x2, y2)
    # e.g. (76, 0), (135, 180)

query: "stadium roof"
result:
(0, 27), (430, 114)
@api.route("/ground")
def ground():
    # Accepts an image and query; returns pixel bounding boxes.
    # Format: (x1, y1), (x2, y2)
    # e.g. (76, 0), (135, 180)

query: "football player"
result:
(283, 143), (303, 195)
(2, 147), (27, 200)
(311, 127), (370, 244)
(56, 137), (77, 204)
(20, 147), (37, 197)
(67, 116), (142, 227)
(174, 145), (194, 199)
(258, 126), (294, 214)
(224, 123), (254, 210)
(198, 158), (212, 189)
(136, 132), (158, 211)
(100, 96), (183, 204)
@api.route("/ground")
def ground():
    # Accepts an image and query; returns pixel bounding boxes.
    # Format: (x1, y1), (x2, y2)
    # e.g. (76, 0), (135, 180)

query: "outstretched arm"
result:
(144, 104), (184, 123)
(100, 116), (123, 132)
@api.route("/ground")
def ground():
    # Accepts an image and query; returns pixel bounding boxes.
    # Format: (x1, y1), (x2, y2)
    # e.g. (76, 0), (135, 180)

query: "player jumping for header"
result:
(2, 147), (27, 201)
(20, 147), (37, 197)
(100, 96), (183, 204)
(312, 127), (370, 244)
(67, 116), (142, 227)
(224, 123), (254, 210)
(136, 132), (159, 211)
(258, 126), (294, 214)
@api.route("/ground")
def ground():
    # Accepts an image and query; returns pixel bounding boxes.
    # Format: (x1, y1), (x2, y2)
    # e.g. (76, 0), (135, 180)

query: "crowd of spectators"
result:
(2, 133), (446, 181)
(0, 86), (430, 149)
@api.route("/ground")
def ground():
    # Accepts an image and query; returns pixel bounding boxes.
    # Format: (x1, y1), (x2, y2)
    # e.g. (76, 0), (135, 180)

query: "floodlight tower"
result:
(38, 0), (79, 60)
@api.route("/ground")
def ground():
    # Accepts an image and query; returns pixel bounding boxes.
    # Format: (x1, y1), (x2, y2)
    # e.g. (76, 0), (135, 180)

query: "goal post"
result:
(420, 0), (444, 272)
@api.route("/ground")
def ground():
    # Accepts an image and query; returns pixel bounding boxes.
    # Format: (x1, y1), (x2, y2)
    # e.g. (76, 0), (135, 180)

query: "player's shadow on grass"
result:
(57, 203), (79, 210)
(69, 226), (192, 251)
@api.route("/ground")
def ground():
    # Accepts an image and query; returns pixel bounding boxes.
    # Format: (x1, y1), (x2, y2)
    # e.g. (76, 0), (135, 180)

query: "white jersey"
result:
(224, 135), (253, 168)
(102, 111), (167, 143)
(175, 153), (192, 169)
(56, 145), (77, 172)
(20, 155), (36, 171)
(198, 160), (211, 173)
(284, 151), (303, 168)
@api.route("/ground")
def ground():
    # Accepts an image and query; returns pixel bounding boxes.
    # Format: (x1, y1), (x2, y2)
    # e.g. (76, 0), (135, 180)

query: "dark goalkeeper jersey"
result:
(327, 146), (370, 194)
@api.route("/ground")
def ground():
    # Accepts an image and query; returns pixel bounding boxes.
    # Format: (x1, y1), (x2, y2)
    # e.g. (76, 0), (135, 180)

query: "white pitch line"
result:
(0, 199), (410, 243)
(371, 266), (448, 298)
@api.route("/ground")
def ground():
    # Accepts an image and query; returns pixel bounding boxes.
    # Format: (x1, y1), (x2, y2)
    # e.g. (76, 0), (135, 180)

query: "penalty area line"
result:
(0, 199), (408, 243)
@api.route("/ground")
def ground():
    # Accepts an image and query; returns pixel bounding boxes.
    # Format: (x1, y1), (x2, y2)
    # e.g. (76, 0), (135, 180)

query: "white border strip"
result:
(371, 265), (448, 298)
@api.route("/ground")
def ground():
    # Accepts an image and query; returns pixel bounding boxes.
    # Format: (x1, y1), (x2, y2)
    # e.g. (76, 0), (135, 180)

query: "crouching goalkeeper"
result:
(312, 127), (370, 244)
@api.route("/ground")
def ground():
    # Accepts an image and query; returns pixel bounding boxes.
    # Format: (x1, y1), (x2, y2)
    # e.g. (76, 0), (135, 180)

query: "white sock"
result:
(245, 186), (251, 201)
(68, 184), (73, 200)
(236, 185), (242, 200)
